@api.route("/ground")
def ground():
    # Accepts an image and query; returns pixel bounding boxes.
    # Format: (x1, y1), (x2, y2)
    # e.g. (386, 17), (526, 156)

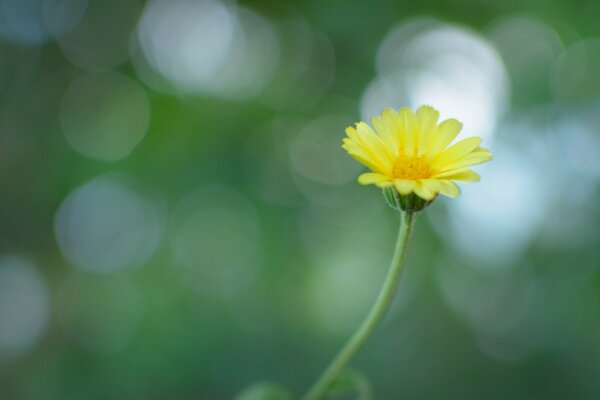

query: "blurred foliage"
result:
(1, 0), (600, 399)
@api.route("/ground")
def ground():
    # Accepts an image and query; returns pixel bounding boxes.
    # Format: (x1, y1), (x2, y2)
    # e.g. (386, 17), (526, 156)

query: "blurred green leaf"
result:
(234, 382), (294, 400)
(325, 370), (372, 400)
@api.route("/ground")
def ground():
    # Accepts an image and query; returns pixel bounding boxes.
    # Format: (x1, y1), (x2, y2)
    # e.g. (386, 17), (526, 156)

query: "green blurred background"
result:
(1, 0), (600, 398)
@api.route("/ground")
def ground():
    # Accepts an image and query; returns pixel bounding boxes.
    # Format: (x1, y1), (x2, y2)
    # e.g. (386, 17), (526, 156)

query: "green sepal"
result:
(383, 187), (402, 210)
(382, 188), (436, 213)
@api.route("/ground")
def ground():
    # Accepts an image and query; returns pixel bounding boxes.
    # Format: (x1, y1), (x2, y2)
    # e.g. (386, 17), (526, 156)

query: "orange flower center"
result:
(392, 155), (432, 180)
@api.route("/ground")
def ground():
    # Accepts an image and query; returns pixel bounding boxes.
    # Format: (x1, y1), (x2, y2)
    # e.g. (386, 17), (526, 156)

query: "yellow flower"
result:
(342, 105), (493, 201)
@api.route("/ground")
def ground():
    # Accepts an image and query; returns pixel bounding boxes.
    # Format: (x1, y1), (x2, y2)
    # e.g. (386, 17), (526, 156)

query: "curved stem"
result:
(302, 211), (416, 400)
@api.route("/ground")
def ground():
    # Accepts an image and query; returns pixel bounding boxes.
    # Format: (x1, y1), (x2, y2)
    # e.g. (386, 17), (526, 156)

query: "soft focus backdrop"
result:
(1, 0), (600, 399)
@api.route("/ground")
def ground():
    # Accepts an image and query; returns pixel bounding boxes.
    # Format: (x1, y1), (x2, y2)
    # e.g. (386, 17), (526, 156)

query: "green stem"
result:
(302, 211), (416, 400)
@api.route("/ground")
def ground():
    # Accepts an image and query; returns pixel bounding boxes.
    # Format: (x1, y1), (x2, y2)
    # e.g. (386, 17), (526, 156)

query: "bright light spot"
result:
(58, 0), (139, 71)
(306, 248), (381, 334)
(287, 115), (387, 210)
(56, 272), (144, 353)
(0, 255), (50, 359)
(364, 20), (509, 143)
(43, 0), (90, 38)
(556, 103), (600, 179)
(169, 186), (261, 298)
(443, 141), (548, 266)
(0, 0), (89, 44)
(536, 103), (600, 249)
(219, 7), (280, 99)
(487, 15), (562, 97)
(375, 17), (443, 73)
(136, 0), (279, 99)
(301, 213), (418, 335)
(0, 0), (49, 44)
(138, 0), (234, 90)
(54, 174), (164, 273)
(258, 18), (335, 110)
(60, 72), (150, 161)
(302, 224), (391, 335)
(290, 116), (361, 186)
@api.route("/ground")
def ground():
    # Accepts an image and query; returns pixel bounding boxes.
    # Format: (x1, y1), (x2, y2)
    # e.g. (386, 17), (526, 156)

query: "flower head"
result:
(342, 105), (493, 202)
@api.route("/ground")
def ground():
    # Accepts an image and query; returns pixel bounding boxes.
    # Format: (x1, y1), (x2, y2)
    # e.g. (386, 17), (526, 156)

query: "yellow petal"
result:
(395, 179), (416, 195)
(427, 118), (462, 156)
(432, 180), (461, 197)
(358, 172), (391, 185)
(415, 106), (439, 156)
(375, 181), (395, 188)
(413, 179), (460, 199)
(414, 180), (436, 200)
(356, 122), (395, 167)
(434, 149), (493, 174)
(397, 107), (417, 156)
(342, 141), (385, 173)
(372, 108), (400, 158)
(432, 168), (480, 181)
(342, 106), (491, 199)
(344, 125), (393, 174)
(432, 136), (482, 167)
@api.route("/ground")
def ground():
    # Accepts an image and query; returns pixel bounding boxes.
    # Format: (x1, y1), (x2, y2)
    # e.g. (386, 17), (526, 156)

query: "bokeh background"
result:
(1, 0), (600, 398)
